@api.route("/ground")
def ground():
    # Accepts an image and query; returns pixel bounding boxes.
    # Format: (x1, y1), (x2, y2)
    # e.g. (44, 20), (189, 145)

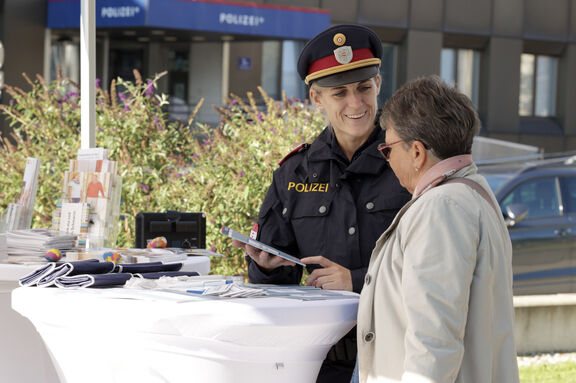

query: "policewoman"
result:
(235, 25), (411, 383)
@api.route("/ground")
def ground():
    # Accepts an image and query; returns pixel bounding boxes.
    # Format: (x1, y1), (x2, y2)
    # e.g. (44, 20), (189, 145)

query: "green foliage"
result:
(0, 71), (324, 276)
(519, 361), (576, 382)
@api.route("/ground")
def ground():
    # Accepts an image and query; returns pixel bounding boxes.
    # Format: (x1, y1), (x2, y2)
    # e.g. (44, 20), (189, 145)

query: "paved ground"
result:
(518, 352), (576, 367)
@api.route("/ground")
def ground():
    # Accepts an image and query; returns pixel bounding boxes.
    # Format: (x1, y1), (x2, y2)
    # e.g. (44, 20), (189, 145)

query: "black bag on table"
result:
(135, 212), (206, 249)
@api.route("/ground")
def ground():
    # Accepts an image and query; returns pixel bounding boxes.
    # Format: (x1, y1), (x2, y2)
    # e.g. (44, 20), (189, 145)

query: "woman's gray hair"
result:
(380, 75), (480, 160)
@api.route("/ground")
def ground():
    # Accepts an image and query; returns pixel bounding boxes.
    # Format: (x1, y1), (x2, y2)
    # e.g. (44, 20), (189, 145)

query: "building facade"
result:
(2, 0), (576, 153)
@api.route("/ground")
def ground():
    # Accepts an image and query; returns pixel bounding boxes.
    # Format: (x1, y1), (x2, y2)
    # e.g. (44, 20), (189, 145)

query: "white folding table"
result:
(12, 284), (358, 383)
(0, 256), (210, 383)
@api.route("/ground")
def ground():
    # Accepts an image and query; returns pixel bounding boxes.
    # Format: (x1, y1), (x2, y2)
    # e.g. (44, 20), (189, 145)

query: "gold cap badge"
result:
(333, 33), (346, 46)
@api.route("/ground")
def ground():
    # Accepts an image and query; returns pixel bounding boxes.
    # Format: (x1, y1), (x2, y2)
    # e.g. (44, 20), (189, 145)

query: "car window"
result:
(484, 174), (513, 194)
(562, 177), (576, 214)
(501, 177), (560, 218)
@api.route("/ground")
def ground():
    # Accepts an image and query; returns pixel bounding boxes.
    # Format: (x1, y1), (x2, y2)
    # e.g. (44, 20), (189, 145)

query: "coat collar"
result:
(412, 155), (474, 199)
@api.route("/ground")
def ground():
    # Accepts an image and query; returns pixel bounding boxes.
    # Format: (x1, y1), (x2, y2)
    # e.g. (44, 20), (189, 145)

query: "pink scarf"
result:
(412, 155), (473, 199)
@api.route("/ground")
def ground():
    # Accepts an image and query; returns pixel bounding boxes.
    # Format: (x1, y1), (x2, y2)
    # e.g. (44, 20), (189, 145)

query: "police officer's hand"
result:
(301, 256), (353, 291)
(231, 240), (296, 271)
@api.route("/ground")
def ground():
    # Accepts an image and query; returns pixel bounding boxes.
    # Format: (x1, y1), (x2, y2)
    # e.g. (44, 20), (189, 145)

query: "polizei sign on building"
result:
(47, 0), (330, 40)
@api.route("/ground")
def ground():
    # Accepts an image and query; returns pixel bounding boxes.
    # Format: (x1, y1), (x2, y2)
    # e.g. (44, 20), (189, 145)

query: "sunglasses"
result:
(377, 139), (405, 160)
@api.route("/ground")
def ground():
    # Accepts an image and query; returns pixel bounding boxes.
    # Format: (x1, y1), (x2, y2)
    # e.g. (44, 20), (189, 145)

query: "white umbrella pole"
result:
(80, 0), (96, 149)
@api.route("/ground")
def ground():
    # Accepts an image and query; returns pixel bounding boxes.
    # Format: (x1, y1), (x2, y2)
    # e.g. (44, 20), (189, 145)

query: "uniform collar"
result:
(304, 126), (388, 177)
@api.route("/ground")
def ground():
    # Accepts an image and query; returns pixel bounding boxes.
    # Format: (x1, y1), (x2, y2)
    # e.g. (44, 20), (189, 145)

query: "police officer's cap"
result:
(297, 24), (382, 87)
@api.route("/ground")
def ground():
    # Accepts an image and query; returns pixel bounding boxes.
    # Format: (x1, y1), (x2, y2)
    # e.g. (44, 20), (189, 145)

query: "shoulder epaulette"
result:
(278, 143), (310, 166)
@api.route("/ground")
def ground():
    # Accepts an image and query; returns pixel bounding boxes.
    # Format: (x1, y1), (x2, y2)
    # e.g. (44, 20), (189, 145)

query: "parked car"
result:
(479, 156), (576, 295)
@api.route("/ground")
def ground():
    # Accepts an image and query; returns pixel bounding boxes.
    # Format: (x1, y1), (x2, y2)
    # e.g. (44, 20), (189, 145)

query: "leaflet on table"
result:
(5, 228), (76, 257)
(220, 226), (305, 266)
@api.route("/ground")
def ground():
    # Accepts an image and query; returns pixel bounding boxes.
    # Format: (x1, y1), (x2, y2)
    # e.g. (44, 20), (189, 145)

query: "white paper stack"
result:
(5, 229), (77, 259)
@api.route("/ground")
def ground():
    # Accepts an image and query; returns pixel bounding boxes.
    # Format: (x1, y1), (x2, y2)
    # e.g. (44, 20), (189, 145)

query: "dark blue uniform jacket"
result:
(247, 126), (411, 293)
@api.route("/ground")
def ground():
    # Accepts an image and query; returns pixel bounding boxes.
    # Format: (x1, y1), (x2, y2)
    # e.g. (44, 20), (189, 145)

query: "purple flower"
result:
(193, 153), (200, 158)
(138, 182), (150, 193)
(176, 173), (183, 178)
(239, 171), (245, 177)
(292, 128), (299, 134)
(209, 246), (217, 253)
(257, 113), (263, 122)
(118, 92), (127, 102)
(153, 115), (163, 130)
(95, 78), (101, 88)
(203, 140), (212, 146)
(123, 104), (130, 111)
(145, 80), (155, 97)
(97, 126), (103, 132)
(67, 91), (78, 98)
(231, 99), (237, 105)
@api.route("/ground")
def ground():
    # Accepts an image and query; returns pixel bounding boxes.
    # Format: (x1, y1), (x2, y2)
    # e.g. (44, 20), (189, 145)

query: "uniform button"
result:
(365, 274), (371, 285)
(366, 202), (374, 210)
(348, 227), (356, 235)
(364, 332), (375, 343)
(282, 208), (287, 216)
(335, 183), (341, 188)
(312, 172), (318, 178)
(318, 206), (327, 214)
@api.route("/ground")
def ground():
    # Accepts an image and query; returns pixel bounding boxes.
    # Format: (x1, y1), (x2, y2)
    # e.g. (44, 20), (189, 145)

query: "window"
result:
(261, 41), (282, 100)
(281, 40), (307, 101)
(501, 177), (560, 218)
(562, 177), (576, 214)
(51, 38), (80, 83)
(378, 43), (397, 106)
(519, 54), (558, 117)
(440, 48), (480, 107)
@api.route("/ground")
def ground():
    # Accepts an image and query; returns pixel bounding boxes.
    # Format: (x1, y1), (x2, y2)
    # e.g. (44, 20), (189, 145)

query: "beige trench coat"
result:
(357, 165), (519, 383)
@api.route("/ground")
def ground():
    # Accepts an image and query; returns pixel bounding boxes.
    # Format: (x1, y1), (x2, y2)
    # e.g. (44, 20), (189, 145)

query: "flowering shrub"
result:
(0, 71), (324, 275)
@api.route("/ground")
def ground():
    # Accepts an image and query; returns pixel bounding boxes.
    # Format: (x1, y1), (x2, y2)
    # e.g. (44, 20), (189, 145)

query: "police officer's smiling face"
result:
(311, 76), (381, 144)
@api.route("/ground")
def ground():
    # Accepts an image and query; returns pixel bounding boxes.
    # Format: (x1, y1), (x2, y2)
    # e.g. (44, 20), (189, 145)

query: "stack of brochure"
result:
(5, 229), (76, 261)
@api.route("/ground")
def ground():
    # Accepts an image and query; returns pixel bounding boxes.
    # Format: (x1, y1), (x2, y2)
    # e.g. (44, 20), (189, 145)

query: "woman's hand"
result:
(301, 256), (353, 291)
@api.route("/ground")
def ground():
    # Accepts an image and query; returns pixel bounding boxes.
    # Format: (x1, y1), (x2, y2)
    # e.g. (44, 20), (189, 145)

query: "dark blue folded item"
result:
(114, 262), (183, 274)
(54, 273), (133, 288)
(37, 260), (116, 287)
(19, 259), (100, 287)
(19, 262), (59, 287)
(112, 261), (163, 273)
(135, 271), (199, 279)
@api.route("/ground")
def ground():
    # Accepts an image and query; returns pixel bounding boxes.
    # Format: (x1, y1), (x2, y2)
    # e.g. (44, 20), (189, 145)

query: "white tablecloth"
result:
(0, 256), (211, 281)
(0, 257), (210, 383)
(12, 286), (358, 383)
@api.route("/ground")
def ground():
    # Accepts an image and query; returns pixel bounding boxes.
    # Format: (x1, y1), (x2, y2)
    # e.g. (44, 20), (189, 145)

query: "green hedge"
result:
(0, 70), (324, 276)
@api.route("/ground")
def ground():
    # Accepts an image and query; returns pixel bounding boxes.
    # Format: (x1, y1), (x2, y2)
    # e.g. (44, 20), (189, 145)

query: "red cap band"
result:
(308, 48), (375, 77)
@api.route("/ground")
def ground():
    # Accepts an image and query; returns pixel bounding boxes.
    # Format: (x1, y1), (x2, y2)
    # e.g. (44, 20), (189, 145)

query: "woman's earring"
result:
(415, 167), (419, 172)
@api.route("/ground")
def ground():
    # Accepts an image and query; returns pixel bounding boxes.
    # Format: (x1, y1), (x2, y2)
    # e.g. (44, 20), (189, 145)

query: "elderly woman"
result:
(355, 76), (519, 382)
